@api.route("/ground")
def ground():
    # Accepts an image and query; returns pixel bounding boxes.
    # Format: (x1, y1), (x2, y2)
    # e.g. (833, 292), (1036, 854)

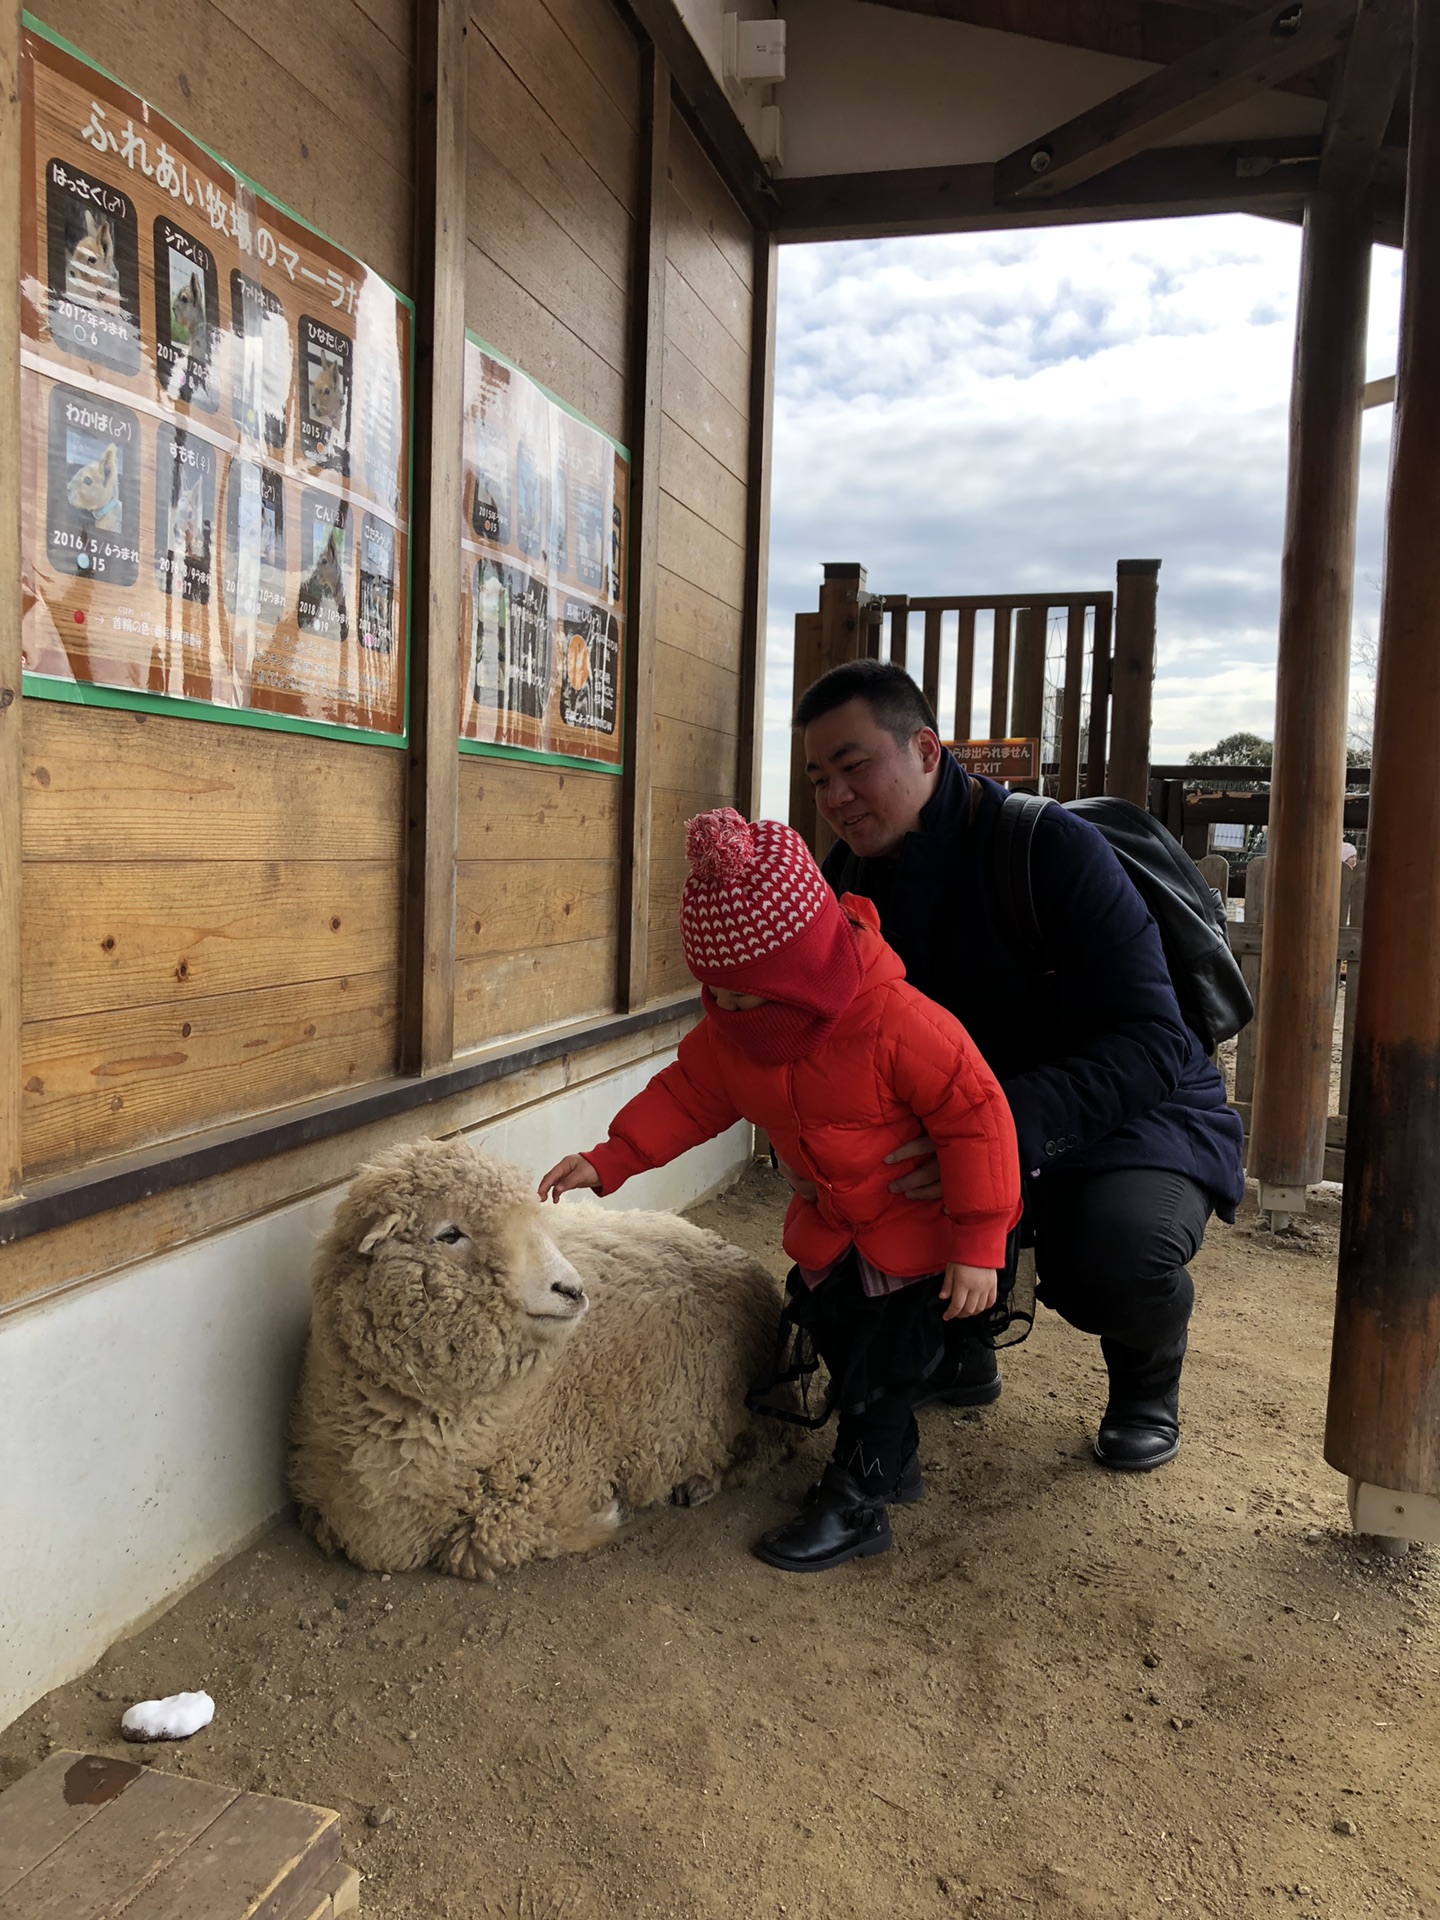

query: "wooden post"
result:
(1249, 185), (1373, 1210)
(1057, 600), (1087, 801)
(736, 228), (775, 822)
(1010, 605), (1046, 791)
(1085, 592), (1113, 797)
(0, 0), (21, 1195)
(818, 562), (866, 678)
(952, 607), (976, 741)
(988, 606), (1012, 739)
(401, 0), (467, 1075)
(1108, 561), (1160, 802)
(1327, 0), (1440, 1508)
(921, 608), (943, 718)
(618, 49), (671, 1008)
(887, 598), (910, 671)
(789, 607), (823, 847)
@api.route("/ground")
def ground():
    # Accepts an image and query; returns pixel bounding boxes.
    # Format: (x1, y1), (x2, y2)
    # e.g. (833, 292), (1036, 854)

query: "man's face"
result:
(803, 698), (942, 859)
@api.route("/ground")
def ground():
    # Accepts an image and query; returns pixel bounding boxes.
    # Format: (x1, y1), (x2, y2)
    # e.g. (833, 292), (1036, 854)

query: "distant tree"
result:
(1186, 732), (1272, 768)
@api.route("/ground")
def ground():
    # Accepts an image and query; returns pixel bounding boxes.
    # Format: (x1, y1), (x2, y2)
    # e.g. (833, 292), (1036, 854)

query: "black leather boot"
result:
(805, 1443), (922, 1507)
(754, 1464), (892, 1572)
(1094, 1336), (1185, 1471)
(914, 1339), (1002, 1411)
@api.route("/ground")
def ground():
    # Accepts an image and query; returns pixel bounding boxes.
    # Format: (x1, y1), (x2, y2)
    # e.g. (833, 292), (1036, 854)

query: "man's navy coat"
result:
(822, 750), (1247, 1219)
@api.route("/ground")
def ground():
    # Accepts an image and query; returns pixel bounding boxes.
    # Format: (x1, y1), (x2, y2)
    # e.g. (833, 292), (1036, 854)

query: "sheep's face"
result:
(318, 1140), (589, 1406)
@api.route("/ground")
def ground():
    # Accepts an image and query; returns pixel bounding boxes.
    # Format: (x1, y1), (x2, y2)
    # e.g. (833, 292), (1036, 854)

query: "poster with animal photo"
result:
(18, 19), (413, 744)
(458, 334), (629, 772)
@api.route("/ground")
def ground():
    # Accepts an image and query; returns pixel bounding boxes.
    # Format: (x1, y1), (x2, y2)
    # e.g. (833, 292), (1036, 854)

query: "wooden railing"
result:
(1225, 852), (1366, 1181)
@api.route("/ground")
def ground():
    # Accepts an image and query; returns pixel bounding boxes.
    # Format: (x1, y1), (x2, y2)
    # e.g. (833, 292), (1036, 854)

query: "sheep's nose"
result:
(551, 1278), (585, 1304)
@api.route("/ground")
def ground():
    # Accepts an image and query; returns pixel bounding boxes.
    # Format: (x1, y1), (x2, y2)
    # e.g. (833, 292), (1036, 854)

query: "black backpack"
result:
(993, 793), (1253, 1053)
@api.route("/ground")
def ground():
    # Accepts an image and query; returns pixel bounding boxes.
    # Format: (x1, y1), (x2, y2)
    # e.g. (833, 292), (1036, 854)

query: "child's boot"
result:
(753, 1463), (891, 1572)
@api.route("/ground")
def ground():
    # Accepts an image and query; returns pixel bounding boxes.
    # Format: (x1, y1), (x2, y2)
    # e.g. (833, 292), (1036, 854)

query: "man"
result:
(792, 659), (1246, 1469)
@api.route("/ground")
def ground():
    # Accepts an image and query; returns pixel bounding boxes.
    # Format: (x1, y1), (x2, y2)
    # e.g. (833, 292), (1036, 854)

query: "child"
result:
(537, 808), (1021, 1574)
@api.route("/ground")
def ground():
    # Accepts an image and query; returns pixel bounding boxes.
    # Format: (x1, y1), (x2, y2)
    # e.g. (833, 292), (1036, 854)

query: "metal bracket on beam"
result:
(1349, 1477), (1440, 1550)
(1258, 1181), (1308, 1228)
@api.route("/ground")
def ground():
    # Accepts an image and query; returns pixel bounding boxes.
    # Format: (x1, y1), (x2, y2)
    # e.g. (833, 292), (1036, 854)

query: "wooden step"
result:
(0, 1751), (347, 1919)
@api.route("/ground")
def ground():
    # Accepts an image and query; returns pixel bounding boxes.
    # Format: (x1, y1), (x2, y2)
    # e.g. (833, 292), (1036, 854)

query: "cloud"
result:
(760, 216), (1402, 819)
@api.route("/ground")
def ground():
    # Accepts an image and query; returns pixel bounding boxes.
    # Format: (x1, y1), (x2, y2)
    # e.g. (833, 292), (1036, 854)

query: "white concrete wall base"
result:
(0, 1055), (751, 1728)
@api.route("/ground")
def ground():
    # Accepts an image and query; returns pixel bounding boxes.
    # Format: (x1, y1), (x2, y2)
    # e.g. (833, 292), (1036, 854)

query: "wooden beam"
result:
(736, 228), (777, 821)
(1010, 607), (1046, 792)
(1317, 0), (1411, 197)
(988, 606), (1012, 739)
(619, 48), (671, 1010)
(1108, 560), (1161, 802)
(622, 0), (771, 230)
(1058, 601), (1088, 801)
(789, 610), (822, 848)
(1085, 594), (1114, 797)
(402, 0), (467, 1077)
(1, 0), (23, 1197)
(1250, 184), (1372, 1201)
(1327, 0), (1440, 1500)
(774, 139), (1322, 242)
(922, 607), (944, 718)
(993, 0), (1356, 204)
(952, 607), (976, 740)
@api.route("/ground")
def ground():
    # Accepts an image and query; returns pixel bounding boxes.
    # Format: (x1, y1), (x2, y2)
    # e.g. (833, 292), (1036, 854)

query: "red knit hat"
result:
(682, 810), (864, 1064)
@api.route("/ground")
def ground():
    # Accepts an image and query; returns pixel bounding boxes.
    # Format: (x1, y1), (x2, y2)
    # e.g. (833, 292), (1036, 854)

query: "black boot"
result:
(1094, 1336), (1185, 1471)
(754, 1464), (892, 1572)
(914, 1339), (1001, 1411)
(804, 1443), (922, 1507)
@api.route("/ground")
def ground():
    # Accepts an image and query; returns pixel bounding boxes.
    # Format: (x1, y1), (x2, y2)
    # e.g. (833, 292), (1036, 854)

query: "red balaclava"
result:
(681, 808), (864, 1066)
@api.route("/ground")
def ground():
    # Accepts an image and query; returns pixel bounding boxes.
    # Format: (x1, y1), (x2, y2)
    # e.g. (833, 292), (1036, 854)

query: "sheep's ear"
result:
(358, 1211), (403, 1255)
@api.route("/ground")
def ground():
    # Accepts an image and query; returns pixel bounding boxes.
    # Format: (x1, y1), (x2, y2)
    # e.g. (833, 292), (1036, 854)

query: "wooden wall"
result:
(7, 0), (768, 1199)
(18, 0), (415, 1181)
(647, 114), (753, 998)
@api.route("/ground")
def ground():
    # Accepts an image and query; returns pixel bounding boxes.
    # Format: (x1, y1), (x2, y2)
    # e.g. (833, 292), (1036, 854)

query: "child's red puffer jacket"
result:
(584, 897), (1022, 1276)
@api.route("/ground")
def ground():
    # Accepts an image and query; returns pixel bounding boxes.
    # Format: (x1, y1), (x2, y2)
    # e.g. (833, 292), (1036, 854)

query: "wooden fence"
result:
(1224, 852), (1366, 1181)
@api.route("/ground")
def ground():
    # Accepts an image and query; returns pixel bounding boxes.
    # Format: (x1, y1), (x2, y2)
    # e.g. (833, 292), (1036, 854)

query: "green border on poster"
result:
(21, 12), (415, 751)
(459, 330), (629, 776)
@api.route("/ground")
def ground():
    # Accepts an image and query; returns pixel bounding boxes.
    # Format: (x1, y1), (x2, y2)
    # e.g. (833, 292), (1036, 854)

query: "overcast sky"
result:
(758, 213), (1404, 821)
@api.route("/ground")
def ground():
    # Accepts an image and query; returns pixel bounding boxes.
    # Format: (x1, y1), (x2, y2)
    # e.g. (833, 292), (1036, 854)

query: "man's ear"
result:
(915, 726), (944, 774)
(358, 1211), (403, 1255)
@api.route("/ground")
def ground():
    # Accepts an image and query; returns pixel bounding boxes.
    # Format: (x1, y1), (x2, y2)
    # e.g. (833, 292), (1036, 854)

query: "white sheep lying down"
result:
(290, 1139), (787, 1580)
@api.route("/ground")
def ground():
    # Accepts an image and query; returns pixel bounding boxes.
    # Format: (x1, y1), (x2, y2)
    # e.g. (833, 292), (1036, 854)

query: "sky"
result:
(757, 213), (1404, 822)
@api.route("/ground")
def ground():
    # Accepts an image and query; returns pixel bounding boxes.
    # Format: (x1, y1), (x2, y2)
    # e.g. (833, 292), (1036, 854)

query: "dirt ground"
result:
(5, 1163), (1438, 1920)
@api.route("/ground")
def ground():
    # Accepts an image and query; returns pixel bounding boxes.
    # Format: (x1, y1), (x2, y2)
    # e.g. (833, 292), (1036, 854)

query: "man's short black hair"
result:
(792, 658), (940, 745)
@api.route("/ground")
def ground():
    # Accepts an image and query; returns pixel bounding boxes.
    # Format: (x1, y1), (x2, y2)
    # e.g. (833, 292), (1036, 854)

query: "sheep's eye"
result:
(432, 1224), (468, 1245)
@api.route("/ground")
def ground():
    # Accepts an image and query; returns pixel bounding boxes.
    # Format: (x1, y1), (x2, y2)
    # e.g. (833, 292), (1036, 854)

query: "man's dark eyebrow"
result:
(804, 738), (863, 774)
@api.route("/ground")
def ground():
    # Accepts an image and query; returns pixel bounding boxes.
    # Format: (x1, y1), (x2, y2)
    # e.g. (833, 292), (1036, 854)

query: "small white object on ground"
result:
(120, 1690), (215, 1742)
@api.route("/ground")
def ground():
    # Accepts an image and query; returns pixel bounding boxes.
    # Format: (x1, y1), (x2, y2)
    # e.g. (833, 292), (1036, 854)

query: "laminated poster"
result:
(19, 19), (413, 744)
(459, 335), (628, 773)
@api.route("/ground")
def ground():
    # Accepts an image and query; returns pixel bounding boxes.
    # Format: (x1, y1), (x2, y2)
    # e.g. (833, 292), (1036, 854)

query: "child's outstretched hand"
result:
(537, 1155), (602, 1203)
(940, 1262), (998, 1321)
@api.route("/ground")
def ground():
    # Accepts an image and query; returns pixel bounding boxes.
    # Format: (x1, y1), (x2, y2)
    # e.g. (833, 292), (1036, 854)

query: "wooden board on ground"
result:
(0, 1750), (347, 1920)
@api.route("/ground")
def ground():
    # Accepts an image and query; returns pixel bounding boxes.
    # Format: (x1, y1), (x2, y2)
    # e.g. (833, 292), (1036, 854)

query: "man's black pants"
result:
(1029, 1166), (1213, 1365)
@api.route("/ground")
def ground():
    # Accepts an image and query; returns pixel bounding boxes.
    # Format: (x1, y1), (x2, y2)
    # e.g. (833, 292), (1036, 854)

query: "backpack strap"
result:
(992, 791), (1052, 957)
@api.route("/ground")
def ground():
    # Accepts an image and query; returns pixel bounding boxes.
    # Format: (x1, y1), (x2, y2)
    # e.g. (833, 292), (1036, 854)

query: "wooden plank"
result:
(993, 0), (1356, 204)
(22, 972), (399, 1179)
(660, 337), (749, 482)
(1339, 951), (1361, 1115)
(950, 608), (975, 739)
(456, 858), (618, 959)
(23, 862), (401, 1022)
(205, 0), (414, 154)
(455, 758), (621, 864)
(465, 127), (630, 377)
(656, 569), (742, 672)
(922, 608), (943, 719)
(988, 606), (1012, 739)
(464, 246), (626, 443)
(0, 0), (19, 1199)
(657, 492), (746, 611)
(533, 0), (642, 133)
(1317, 0), (1411, 200)
(22, 707), (404, 863)
(455, 937), (615, 1050)
(1109, 561), (1161, 803)
(1232, 852), (1266, 1119)
(653, 643), (739, 730)
(620, 46), (669, 1012)
(658, 413), (748, 544)
(668, 111), (756, 294)
(469, 27), (634, 278)
(36, 0), (414, 293)
(737, 224), (773, 828)
(888, 602), (910, 671)
(480, 0), (640, 208)
(666, 190), (751, 360)
(653, 712), (739, 796)
(1058, 600), (1088, 801)
(0, 1754), (143, 1896)
(662, 259), (751, 417)
(123, 1790), (339, 1920)
(405, 0), (468, 1076)
(0, 1766), (236, 1920)
(789, 611), (823, 847)
(623, 0), (770, 229)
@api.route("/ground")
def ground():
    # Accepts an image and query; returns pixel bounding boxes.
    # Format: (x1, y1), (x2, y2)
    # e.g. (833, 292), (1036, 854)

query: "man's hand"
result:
(537, 1155), (601, 1202)
(940, 1263), (998, 1321)
(885, 1132), (943, 1201)
(774, 1156), (818, 1204)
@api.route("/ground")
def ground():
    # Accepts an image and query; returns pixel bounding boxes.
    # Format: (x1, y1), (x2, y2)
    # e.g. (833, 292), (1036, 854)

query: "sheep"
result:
(289, 1138), (789, 1580)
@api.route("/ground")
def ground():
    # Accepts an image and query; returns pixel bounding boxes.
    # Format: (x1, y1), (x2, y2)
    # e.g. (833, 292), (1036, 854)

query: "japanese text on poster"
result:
(19, 20), (413, 743)
(458, 335), (627, 772)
